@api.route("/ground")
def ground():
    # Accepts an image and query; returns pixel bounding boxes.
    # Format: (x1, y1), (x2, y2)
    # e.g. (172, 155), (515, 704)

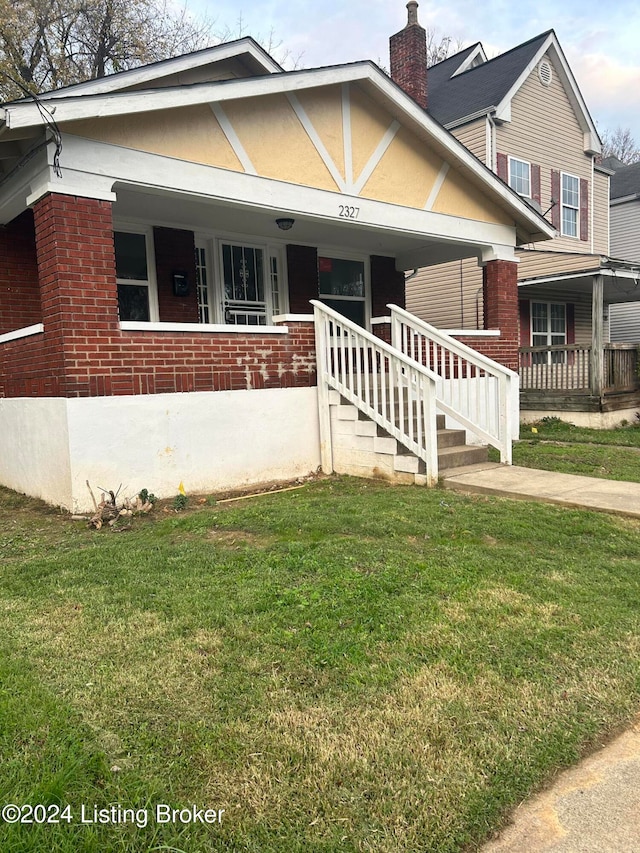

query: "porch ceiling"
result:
(519, 271), (640, 305)
(113, 186), (492, 270)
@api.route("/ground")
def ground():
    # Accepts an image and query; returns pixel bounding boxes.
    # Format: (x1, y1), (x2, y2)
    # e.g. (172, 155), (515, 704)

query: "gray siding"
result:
(609, 303), (640, 343)
(611, 200), (640, 262)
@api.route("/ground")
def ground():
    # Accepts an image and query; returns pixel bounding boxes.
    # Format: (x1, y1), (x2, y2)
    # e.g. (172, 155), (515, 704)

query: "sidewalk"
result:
(440, 462), (640, 851)
(480, 718), (640, 852)
(441, 463), (640, 519)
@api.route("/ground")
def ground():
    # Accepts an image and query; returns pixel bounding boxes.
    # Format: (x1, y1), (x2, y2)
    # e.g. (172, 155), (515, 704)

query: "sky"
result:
(196, 0), (640, 148)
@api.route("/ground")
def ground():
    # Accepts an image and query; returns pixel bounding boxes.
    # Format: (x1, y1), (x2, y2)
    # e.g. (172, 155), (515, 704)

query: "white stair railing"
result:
(389, 304), (517, 463)
(312, 300), (440, 485)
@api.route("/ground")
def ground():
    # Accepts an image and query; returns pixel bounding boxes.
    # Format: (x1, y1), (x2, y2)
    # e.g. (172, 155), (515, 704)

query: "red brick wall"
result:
(286, 244), (318, 313)
(153, 226), (199, 323)
(389, 19), (427, 109)
(481, 260), (519, 371)
(370, 255), (404, 316)
(0, 211), (41, 335)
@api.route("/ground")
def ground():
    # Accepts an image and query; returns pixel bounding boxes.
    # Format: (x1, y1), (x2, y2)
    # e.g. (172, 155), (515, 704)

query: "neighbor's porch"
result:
(518, 269), (640, 425)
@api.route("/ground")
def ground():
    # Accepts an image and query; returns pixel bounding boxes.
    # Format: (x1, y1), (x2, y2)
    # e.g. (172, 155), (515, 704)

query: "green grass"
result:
(497, 417), (640, 482)
(2, 479), (640, 851)
(521, 417), (640, 447)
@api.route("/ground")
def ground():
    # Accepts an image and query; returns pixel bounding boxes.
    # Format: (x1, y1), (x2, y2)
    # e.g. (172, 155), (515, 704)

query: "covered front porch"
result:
(518, 266), (640, 426)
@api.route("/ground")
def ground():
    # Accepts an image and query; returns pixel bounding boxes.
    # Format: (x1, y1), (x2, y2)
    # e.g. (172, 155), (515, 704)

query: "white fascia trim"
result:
(272, 314), (314, 323)
(60, 135), (521, 251)
(494, 34), (601, 155)
(0, 323), (44, 344)
(444, 107), (496, 131)
(27, 40), (282, 102)
(610, 194), (640, 206)
(451, 44), (488, 78)
(3, 64), (379, 128)
(370, 316), (391, 325)
(120, 321), (289, 334)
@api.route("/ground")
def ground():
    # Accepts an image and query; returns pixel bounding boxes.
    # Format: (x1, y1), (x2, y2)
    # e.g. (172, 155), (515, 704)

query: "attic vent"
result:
(538, 60), (553, 87)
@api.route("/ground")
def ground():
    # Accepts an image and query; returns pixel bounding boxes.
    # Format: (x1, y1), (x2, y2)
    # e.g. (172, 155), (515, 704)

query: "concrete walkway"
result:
(481, 719), (640, 852)
(439, 462), (640, 851)
(442, 462), (640, 519)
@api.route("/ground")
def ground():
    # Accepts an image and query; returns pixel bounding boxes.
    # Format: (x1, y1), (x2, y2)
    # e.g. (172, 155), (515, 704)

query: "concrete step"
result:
(437, 443), (489, 470)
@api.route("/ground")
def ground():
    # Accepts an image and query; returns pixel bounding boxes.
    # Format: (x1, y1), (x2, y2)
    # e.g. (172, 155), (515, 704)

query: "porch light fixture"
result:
(276, 218), (295, 231)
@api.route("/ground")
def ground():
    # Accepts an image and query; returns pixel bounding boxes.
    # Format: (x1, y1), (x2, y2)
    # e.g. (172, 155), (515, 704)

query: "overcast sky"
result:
(200, 0), (640, 146)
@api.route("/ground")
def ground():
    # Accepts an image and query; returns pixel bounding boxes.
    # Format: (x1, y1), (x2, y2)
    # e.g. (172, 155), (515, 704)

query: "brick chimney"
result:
(389, 1), (428, 109)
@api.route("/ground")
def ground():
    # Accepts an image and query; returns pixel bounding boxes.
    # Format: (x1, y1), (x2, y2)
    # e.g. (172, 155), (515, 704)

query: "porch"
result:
(519, 342), (640, 414)
(518, 267), (640, 425)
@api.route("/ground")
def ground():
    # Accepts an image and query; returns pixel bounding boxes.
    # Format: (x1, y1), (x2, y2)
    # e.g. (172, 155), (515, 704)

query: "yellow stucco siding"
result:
(223, 94), (339, 191)
(296, 87), (346, 180)
(348, 85), (398, 181)
(360, 126), (442, 208)
(63, 105), (244, 172)
(433, 168), (514, 226)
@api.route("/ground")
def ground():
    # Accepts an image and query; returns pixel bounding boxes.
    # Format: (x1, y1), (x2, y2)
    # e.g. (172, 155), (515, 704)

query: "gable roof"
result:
(0, 41), (555, 244)
(610, 162), (640, 200)
(428, 30), (600, 154)
(4, 37), (282, 104)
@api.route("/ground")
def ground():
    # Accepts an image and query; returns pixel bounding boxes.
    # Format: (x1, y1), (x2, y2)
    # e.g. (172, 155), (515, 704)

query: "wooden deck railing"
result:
(519, 343), (640, 395)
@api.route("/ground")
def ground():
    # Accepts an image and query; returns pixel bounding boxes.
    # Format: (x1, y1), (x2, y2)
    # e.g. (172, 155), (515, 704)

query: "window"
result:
(115, 230), (156, 321)
(195, 244), (210, 323)
(318, 256), (366, 327)
(508, 157), (531, 197)
(531, 302), (566, 364)
(561, 173), (579, 237)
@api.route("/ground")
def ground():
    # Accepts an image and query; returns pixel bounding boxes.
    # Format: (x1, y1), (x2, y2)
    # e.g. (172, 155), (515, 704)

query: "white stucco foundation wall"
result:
(520, 407), (640, 430)
(0, 397), (73, 507)
(1, 387), (321, 512)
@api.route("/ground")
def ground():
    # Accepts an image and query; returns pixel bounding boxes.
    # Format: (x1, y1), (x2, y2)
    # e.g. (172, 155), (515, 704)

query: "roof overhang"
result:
(519, 264), (640, 304)
(0, 61), (555, 246)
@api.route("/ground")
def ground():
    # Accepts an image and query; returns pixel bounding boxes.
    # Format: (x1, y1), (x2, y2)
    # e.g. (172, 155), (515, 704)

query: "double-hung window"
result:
(508, 157), (531, 197)
(561, 173), (580, 238)
(531, 302), (567, 364)
(318, 256), (366, 327)
(115, 229), (157, 321)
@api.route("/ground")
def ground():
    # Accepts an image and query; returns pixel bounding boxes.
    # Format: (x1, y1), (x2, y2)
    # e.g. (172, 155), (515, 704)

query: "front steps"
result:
(328, 391), (489, 485)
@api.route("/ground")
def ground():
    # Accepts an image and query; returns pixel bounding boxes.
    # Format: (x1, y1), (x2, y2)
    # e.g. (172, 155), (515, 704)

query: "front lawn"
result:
(1, 479), (640, 852)
(505, 417), (640, 482)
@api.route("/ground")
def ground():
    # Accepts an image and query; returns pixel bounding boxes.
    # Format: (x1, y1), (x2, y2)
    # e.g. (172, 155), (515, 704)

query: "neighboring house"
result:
(0, 17), (554, 511)
(406, 28), (640, 426)
(607, 161), (640, 342)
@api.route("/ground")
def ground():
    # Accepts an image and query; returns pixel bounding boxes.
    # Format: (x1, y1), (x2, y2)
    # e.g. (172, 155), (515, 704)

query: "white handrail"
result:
(388, 304), (516, 463)
(312, 300), (440, 485)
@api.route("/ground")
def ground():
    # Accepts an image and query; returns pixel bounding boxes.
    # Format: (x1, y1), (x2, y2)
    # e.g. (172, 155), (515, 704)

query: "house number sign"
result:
(338, 205), (360, 219)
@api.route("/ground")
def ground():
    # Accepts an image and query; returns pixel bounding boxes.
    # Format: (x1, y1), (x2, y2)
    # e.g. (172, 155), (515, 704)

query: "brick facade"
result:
(0, 211), (41, 335)
(0, 194), (317, 398)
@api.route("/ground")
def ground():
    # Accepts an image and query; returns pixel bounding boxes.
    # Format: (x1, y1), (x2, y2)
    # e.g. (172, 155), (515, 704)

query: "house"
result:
(607, 161), (640, 343)
(0, 8), (554, 511)
(406, 28), (640, 426)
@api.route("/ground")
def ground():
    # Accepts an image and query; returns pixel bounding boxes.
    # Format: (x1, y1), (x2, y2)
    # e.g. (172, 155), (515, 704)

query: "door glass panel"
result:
(195, 245), (210, 324)
(221, 243), (267, 324)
